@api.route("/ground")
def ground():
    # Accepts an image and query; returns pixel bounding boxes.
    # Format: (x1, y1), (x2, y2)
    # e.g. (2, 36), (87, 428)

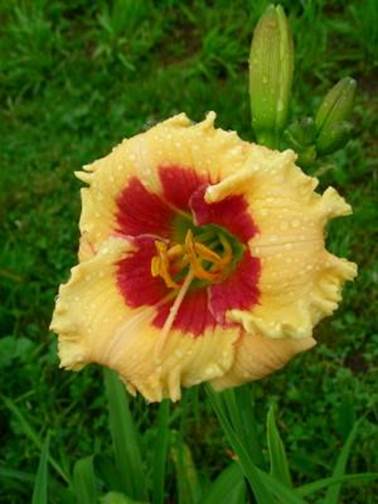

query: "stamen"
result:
(151, 256), (161, 277)
(151, 228), (235, 288)
(154, 241), (180, 289)
(167, 244), (184, 259)
(194, 242), (222, 263)
(155, 267), (195, 358)
(217, 234), (233, 265)
(185, 230), (220, 281)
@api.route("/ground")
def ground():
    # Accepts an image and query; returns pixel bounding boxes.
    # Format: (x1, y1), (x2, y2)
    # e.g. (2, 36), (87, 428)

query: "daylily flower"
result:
(51, 112), (357, 402)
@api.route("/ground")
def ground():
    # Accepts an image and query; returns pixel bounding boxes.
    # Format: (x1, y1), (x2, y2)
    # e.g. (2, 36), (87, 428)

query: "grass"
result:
(0, 0), (377, 502)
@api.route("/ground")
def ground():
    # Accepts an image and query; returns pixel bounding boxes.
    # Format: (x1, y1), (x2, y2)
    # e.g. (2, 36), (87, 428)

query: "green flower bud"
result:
(315, 78), (356, 155)
(316, 121), (353, 156)
(249, 4), (294, 149)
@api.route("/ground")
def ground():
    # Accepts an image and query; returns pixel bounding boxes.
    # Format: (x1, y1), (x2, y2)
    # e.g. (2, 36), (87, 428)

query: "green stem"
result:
(256, 130), (280, 150)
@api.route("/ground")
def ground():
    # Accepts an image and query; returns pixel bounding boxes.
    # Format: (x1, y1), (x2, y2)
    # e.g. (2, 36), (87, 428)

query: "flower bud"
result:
(316, 121), (353, 156)
(315, 77), (356, 154)
(249, 4), (294, 148)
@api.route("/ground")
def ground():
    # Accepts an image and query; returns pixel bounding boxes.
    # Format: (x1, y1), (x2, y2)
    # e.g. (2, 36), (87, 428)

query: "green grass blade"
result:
(104, 369), (147, 501)
(1, 465), (75, 504)
(206, 386), (306, 504)
(73, 455), (97, 504)
(257, 469), (307, 504)
(323, 419), (361, 504)
(2, 396), (69, 483)
(95, 456), (123, 493)
(267, 405), (292, 487)
(296, 473), (378, 497)
(2, 395), (40, 445)
(152, 399), (170, 504)
(172, 436), (202, 504)
(335, 393), (356, 441)
(205, 385), (275, 504)
(0, 466), (34, 483)
(32, 433), (50, 504)
(222, 387), (265, 467)
(100, 491), (147, 503)
(202, 462), (246, 504)
(234, 386), (265, 467)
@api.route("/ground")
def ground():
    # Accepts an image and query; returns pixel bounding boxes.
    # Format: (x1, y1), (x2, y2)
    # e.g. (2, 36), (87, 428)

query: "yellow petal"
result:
(51, 237), (239, 402)
(211, 332), (316, 390)
(76, 112), (252, 257)
(205, 145), (357, 341)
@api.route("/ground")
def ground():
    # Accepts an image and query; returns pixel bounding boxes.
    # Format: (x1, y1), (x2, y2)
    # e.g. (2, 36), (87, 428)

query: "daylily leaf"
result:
(104, 369), (147, 501)
(94, 456), (123, 494)
(73, 455), (97, 504)
(171, 435), (202, 504)
(296, 473), (378, 498)
(32, 433), (50, 504)
(100, 492), (147, 504)
(151, 400), (170, 504)
(221, 386), (265, 467)
(267, 405), (292, 487)
(323, 419), (362, 504)
(202, 462), (246, 504)
(206, 385), (276, 504)
(257, 469), (305, 504)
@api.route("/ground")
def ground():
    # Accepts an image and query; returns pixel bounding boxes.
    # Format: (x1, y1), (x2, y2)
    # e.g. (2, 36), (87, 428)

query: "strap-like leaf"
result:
(206, 385), (275, 504)
(323, 419), (361, 504)
(2, 396), (69, 483)
(296, 473), (378, 497)
(100, 491), (147, 503)
(32, 433), (50, 504)
(223, 387), (265, 467)
(73, 455), (97, 504)
(257, 469), (305, 504)
(202, 462), (246, 504)
(171, 436), (202, 504)
(206, 386), (305, 504)
(0, 466), (34, 484)
(151, 400), (170, 504)
(267, 405), (292, 487)
(94, 456), (123, 491)
(104, 369), (147, 501)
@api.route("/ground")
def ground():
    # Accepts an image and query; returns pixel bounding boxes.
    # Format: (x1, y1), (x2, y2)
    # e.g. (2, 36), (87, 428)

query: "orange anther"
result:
(167, 244), (184, 259)
(153, 241), (180, 289)
(194, 242), (222, 263)
(185, 230), (222, 281)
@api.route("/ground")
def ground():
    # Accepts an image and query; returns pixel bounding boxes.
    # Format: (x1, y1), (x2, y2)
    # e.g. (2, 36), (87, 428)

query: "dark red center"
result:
(115, 166), (260, 336)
